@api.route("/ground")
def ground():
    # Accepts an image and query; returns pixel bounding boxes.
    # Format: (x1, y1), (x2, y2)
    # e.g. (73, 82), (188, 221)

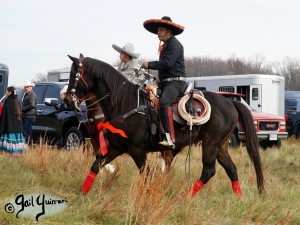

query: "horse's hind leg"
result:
(216, 141), (242, 197)
(191, 142), (218, 197)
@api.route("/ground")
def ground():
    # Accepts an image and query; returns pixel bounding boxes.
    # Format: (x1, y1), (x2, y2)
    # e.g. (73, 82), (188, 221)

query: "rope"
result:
(178, 93), (211, 126)
(185, 124), (192, 181)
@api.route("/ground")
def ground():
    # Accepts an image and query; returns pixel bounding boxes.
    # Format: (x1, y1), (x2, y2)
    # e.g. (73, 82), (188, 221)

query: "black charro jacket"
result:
(148, 36), (186, 81)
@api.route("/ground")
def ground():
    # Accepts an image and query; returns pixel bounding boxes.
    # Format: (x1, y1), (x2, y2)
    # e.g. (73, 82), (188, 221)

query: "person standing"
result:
(0, 86), (26, 155)
(112, 43), (146, 85)
(22, 81), (37, 145)
(141, 16), (187, 149)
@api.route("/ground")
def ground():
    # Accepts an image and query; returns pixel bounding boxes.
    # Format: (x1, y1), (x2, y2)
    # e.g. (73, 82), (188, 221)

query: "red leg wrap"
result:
(232, 181), (242, 197)
(191, 180), (204, 197)
(81, 171), (97, 193)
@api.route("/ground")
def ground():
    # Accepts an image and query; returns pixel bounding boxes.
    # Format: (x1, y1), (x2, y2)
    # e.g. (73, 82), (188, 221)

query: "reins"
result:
(84, 93), (110, 111)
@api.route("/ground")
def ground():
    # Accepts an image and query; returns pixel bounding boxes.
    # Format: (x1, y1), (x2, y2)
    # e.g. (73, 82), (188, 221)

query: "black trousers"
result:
(158, 80), (187, 141)
(158, 80), (187, 107)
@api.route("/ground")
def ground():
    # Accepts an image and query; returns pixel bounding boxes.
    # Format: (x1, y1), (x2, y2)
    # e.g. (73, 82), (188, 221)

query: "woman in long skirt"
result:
(0, 86), (26, 156)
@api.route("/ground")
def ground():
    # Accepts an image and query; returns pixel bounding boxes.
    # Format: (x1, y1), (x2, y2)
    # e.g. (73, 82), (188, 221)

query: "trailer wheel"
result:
(229, 131), (240, 149)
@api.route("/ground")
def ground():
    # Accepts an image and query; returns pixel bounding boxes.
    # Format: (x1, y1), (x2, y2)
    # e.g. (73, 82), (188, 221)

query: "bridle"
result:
(67, 56), (144, 127)
(67, 59), (110, 108)
(67, 60), (91, 104)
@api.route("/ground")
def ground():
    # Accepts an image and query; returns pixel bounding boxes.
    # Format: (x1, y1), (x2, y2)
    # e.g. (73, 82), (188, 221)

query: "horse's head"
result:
(64, 54), (93, 111)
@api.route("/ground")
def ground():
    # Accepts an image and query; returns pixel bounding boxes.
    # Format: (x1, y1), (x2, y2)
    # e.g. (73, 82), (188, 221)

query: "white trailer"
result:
(47, 68), (70, 82)
(187, 74), (285, 117)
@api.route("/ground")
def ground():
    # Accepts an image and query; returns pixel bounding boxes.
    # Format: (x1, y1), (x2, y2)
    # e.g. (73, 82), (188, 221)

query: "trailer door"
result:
(250, 85), (262, 112)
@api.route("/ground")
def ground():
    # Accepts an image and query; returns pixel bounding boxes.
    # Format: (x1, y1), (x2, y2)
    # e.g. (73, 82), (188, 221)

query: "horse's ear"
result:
(79, 53), (84, 63)
(68, 55), (76, 62)
(68, 55), (79, 66)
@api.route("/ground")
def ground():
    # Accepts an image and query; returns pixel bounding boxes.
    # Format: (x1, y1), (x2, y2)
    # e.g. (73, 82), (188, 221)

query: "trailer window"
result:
(252, 88), (259, 100)
(195, 87), (206, 91)
(219, 86), (234, 92)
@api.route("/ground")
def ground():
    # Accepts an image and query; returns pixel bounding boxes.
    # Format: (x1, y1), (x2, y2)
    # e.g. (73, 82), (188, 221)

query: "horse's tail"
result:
(232, 101), (265, 195)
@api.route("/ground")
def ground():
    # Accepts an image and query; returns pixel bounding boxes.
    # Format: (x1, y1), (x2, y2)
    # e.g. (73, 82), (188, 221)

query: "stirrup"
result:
(158, 139), (169, 146)
(159, 133), (175, 149)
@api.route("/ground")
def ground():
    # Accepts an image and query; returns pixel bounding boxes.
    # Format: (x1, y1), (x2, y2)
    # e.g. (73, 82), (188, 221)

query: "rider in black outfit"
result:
(141, 16), (187, 149)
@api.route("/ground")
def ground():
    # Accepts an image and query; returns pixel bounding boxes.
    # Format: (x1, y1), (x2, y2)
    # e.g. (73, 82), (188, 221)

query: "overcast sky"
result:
(1, 0), (300, 87)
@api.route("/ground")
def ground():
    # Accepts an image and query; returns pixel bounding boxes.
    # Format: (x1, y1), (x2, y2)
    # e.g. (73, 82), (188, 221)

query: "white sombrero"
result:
(112, 43), (141, 59)
(24, 81), (35, 87)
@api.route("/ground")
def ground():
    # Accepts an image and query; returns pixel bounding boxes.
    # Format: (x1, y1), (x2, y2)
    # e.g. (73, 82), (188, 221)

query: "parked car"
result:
(19, 82), (88, 149)
(218, 92), (288, 149)
(284, 91), (300, 137)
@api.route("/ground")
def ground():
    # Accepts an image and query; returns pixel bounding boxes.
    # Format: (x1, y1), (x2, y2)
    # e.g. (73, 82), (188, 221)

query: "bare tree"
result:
(32, 73), (48, 83)
(279, 57), (300, 91)
(185, 55), (276, 77)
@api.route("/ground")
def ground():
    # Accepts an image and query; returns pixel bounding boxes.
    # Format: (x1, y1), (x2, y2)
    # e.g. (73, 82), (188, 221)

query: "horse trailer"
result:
(47, 68), (70, 82)
(0, 63), (9, 97)
(187, 74), (285, 117)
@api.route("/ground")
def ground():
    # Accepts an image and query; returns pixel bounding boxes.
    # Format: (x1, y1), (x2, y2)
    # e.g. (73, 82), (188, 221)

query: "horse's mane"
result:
(84, 57), (140, 112)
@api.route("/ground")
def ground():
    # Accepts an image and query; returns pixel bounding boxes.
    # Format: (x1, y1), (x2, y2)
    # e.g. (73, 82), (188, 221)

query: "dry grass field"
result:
(0, 138), (299, 225)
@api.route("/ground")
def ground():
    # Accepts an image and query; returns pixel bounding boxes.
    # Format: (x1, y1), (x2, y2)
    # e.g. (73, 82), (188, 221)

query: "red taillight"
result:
(284, 114), (288, 122)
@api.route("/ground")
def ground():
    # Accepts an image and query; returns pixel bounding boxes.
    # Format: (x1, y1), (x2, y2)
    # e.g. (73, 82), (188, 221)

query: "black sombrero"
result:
(143, 16), (184, 36)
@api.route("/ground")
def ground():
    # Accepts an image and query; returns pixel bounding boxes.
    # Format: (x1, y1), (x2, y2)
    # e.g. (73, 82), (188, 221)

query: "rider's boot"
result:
(158, 106), (175, 149)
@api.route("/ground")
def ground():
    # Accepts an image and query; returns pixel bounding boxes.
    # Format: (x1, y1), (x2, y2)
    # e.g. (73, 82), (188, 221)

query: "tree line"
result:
(184, 55), (300, 91)
(33, 55), (300, 91)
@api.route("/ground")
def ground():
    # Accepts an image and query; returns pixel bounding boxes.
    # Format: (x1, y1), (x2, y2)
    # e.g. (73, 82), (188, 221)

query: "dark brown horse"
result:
(64, 55), (264, 197)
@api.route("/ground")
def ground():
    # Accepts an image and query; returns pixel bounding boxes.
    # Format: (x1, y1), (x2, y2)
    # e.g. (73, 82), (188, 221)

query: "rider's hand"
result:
(141, 62), (148, 69)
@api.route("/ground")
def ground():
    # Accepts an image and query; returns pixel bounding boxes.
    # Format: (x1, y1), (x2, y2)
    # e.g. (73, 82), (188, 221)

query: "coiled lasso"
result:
(178, 92), (211, 128)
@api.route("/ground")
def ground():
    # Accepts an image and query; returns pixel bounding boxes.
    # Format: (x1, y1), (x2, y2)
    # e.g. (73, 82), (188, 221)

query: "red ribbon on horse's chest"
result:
(97, 121), (128, 156)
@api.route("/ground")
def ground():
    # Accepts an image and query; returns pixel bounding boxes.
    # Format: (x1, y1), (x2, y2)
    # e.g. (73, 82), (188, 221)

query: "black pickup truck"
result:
(20, 82), (88, 149)
(285, 91), (300, 137)
(286, 112), (300, 137)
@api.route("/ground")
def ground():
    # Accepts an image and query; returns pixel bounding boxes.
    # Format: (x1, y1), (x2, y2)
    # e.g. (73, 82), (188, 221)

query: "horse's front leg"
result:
(159, 150), (174, 172)
(127, 144), (148, 173)
(81, 148), (122, 194)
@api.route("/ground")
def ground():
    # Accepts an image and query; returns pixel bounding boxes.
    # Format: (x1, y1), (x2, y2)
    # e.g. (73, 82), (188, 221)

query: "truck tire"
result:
(64, 127), (84, 150)
(260, 140), (281, 150)
(229, 131), (240, 149)
(296, 126), (300, 138)
(273, 140), (281, 149)
(259, 140), (268, 150)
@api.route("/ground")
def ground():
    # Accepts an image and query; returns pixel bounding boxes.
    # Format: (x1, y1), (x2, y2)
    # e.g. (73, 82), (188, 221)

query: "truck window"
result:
(219, 86), (234, 92)
(44, 85), (61, 104)
(252, 88), (259, 100)
(33, 85), (46, 104)
(0, 73), (3, 84)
